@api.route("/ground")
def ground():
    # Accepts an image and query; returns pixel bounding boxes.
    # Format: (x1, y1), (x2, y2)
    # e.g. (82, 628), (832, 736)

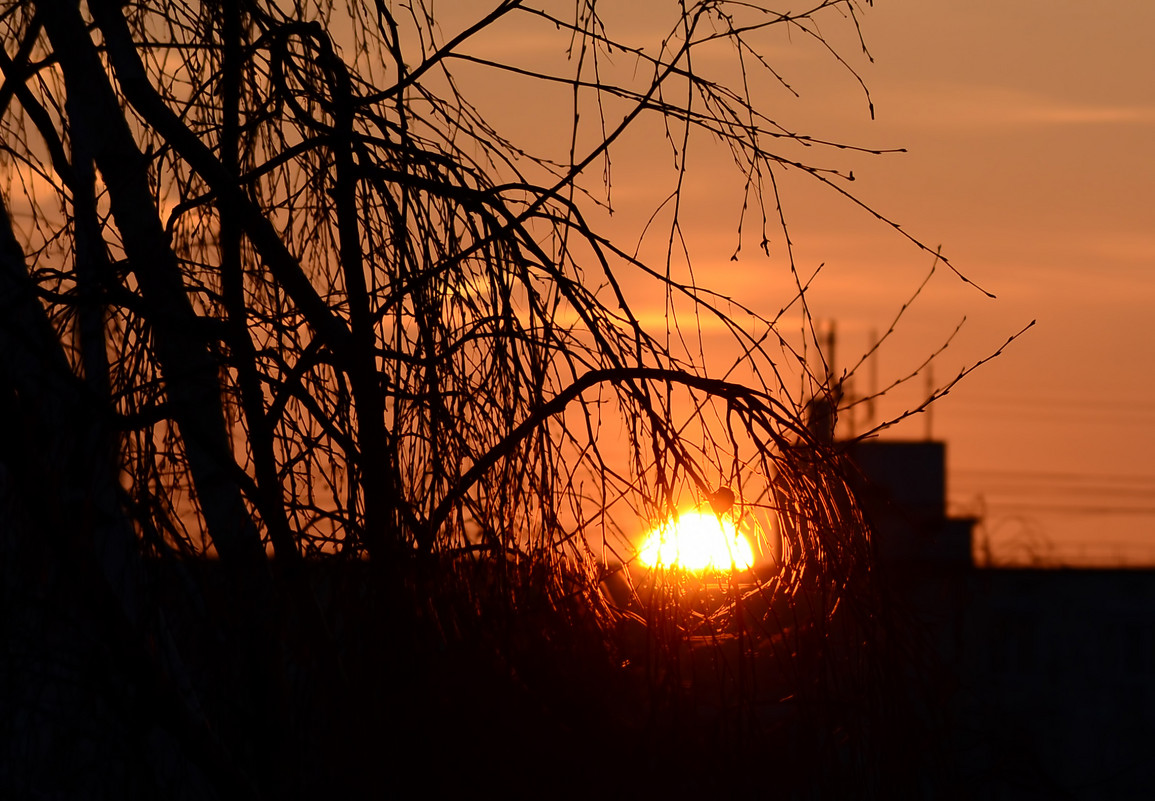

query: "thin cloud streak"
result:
(883, 84), (1155, 131)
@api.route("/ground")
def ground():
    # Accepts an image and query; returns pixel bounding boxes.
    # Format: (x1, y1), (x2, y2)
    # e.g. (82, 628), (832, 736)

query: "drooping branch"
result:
(43, 0), (268, 569)
(430, 365), (806, 535)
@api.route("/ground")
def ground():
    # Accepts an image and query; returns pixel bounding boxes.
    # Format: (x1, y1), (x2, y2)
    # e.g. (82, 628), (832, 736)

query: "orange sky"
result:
(3, 2), (1146, 565)
(814, 1), (1155, 565)
(439, 0), (1154, 565)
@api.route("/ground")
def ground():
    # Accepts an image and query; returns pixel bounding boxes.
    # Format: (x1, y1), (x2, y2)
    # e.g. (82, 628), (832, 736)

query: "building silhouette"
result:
(849, 439), (1155, 799)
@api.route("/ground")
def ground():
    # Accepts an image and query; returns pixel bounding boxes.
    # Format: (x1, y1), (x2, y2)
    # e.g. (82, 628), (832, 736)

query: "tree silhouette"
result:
(0, 1), (986, 797)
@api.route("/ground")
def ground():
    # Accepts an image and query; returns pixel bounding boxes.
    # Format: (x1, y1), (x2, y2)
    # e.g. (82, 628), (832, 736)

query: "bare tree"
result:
(0, 1), (997, 796)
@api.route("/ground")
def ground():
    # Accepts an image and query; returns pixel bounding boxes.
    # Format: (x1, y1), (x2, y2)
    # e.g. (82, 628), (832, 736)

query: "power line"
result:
(954, 468), (1155, 484)
(956, 393), (1155, 413)
(976, 504), (1155, 517)
(954, 483), (1155, 500)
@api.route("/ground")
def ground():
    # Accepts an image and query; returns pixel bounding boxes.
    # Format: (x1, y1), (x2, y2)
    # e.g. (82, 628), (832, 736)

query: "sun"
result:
(638, 510), (754, 572)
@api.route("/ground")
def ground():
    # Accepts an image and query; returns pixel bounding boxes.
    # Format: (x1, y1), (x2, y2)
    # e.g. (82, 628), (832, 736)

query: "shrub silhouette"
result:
(0, 1), (1008, 797)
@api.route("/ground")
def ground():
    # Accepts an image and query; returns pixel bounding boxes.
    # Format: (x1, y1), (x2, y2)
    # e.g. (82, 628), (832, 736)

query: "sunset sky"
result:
(813, 1), (1155, 565)
(450, 0), (1155, 565)
(18, 1), (1140, 565)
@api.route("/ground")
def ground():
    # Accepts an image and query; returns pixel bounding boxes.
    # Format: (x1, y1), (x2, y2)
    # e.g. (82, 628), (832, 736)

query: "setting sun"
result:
(638, 510), (755, 572)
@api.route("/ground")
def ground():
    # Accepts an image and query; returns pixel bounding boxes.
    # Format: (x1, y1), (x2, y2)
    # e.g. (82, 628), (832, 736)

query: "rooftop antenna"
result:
(867, 327), (878, 432)
(826, 320), (836, 382)
(924, 362), (934, 441)
(806, 320), (840, 443)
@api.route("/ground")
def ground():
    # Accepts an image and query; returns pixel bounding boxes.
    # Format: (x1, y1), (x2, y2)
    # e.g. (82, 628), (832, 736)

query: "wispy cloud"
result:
(888, 84), (1155, 130)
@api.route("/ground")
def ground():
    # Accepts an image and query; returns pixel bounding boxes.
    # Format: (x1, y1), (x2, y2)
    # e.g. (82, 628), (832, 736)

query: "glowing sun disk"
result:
(639, 510), (754, 572)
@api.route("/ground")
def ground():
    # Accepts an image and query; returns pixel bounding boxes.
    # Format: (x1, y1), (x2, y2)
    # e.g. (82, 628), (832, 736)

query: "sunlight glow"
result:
(638, 510), (754, 572)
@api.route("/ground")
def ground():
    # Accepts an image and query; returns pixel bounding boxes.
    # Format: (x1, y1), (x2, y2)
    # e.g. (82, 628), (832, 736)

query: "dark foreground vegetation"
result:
(6, 549), (934, 799)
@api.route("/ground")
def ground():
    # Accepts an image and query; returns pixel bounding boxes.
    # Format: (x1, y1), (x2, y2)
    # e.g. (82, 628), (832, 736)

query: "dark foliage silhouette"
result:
(0, 1), (1012, 797)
